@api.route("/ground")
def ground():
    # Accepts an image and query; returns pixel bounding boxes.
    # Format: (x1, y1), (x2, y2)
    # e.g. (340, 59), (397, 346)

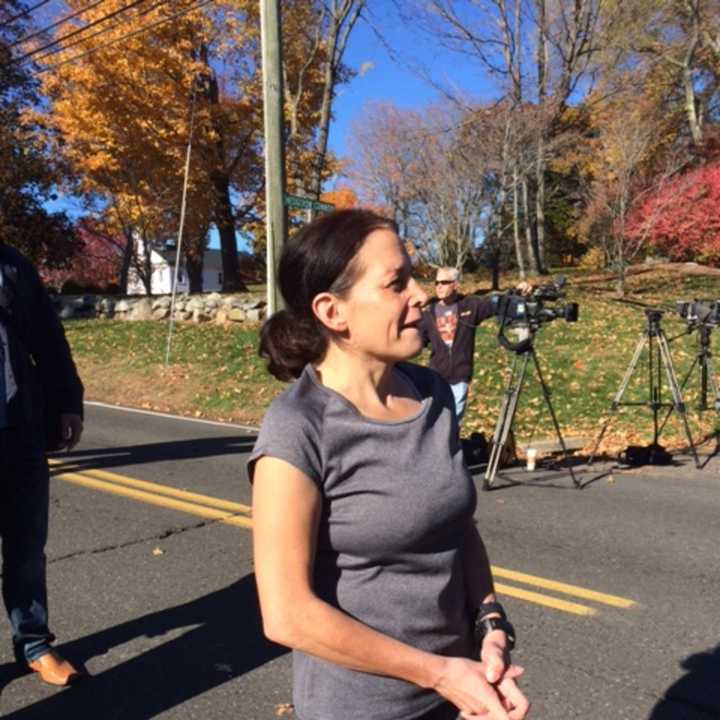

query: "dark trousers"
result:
(0, 425), (54, 662)
(417, 702), (460, 720)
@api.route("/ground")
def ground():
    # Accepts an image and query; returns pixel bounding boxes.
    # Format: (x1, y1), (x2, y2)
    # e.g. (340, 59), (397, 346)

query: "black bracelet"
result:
(473, 602), (516, 651)
(475, 602), (507, 622)
(475, 616), (516, 651)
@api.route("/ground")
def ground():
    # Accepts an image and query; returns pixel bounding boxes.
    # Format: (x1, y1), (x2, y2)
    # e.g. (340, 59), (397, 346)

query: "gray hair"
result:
(436, 266), (460, 282)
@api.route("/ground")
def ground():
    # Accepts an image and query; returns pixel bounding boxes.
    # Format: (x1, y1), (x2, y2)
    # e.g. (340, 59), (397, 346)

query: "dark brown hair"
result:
(259, 208), (396, 381)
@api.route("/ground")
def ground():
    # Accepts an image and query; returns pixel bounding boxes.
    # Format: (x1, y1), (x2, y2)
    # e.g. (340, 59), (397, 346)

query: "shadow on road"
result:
(0, 573), (288, 719)
(48, 434), (257, 475)
(648, 644), (720, 719)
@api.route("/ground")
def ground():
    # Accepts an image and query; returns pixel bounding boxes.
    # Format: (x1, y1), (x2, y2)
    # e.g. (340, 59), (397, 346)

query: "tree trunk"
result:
(201, 45), (246, 292)
(512, 163), (526, 278)
(682, 62), (703, 145)
(535, 140), (548, 274)
(615, 245), (625, 296)
(310, 1), (364, 198)
(490, 250), (501, 291)
(185, 252), (203, 294)
(141, 251), (153, 296)
(534, 0), (548, 275)
(212, 171), (247, 292)
(522, 175), (540, 275)
(118, 234), (133, 294)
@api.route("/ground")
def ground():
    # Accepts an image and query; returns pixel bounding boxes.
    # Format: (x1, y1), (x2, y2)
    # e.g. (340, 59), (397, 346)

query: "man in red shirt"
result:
(421, 267), (530, 423)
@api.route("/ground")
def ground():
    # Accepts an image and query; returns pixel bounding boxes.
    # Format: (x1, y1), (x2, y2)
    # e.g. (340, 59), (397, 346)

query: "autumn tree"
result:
(346, 102), (423, 238)
(0, 1), (76, 267)
(42, 221), (124, 292)
(627, 161), (720, 265)
(34, 1), (265, 294)
(401, 0), (602, 274)
(283, 0), (365, 200)
(347, 102), (500, 271)
(575, 93), (676, 293)
(320, 185), (357, 209)
(601, 0), (720, 147)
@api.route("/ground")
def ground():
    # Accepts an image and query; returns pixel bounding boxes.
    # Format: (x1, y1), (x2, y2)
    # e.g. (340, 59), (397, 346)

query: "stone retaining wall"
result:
(56, 293), (267, 325)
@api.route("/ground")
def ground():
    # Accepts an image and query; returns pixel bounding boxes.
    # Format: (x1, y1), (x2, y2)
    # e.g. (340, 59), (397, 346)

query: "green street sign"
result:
(284, 194), (335, 212)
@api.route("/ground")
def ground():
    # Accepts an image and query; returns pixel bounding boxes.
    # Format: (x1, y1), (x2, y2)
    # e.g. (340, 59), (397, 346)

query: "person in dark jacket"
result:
(0, 242), (84, 686)
(421, 267), (530, 423)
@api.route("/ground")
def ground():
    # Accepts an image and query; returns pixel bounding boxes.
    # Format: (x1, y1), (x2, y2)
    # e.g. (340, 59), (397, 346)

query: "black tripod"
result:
(588, 309), (701, 468)
(484, 338), (579, 490)
(685, 323), (720, 412)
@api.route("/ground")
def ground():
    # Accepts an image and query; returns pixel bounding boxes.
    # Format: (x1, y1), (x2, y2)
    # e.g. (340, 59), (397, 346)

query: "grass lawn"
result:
(64, 264), (720, 454)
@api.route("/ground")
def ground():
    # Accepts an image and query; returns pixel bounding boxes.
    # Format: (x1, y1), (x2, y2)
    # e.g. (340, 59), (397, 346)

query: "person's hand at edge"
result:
(481, 629), (511, 684)
(457, 664), (529, 720)
(515, 282), (533, 296)
(476, 630), (529, 719)
(59, 413), (83, 451)
(432, 656), (526, 720)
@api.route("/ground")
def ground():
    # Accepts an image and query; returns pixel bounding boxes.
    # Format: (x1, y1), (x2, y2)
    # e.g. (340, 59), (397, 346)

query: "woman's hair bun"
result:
(259, 309), (325, 381)
(258, 209), (396, 381)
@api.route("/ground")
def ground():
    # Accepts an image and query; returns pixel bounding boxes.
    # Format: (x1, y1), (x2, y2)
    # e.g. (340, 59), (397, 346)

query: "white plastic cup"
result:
(526, 448), (538, 471)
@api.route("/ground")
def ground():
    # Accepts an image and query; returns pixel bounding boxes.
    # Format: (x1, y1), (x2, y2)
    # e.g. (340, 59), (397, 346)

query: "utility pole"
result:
(260, 0), (287, 314)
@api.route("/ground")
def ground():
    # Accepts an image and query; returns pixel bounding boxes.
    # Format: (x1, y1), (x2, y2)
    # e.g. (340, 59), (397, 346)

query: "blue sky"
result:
(38, 2), (494, 245)
(328, 5), (492, 161)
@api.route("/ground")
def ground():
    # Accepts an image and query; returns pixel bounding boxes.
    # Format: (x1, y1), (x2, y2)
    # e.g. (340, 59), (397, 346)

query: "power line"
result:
(33, 0), (211, 74)
(10, 0), (150, 66)
(31, 0), (171, 64)
(0, 0), (54, 30)
(10, 0), (111, 48)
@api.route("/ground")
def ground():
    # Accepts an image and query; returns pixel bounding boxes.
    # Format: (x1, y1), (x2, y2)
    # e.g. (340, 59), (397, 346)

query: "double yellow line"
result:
(49, 460), (636, 616)
(48, 458), (252, 528)
(492, 567), (636, 616)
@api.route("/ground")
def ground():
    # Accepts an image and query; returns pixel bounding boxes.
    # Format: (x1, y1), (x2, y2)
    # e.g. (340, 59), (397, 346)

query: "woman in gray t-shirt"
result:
(249, 209), (528, 720)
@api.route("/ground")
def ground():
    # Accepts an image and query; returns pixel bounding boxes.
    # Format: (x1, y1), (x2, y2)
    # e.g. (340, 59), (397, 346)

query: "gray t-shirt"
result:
(248, 362), (476, 720)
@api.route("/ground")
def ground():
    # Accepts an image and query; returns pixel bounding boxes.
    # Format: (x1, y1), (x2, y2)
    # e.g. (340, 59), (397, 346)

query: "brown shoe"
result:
(28, 650), (82, 686)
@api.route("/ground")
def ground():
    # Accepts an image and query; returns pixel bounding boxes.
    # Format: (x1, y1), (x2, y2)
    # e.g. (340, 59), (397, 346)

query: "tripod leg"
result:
(706, 356), (720, 411)
(484, 385), (513, 489)
(484, 357), (517, 489)
(657, 357), (697, 436)
(588, 333), (648, 465)
(530, 349), (580, 487)
(484, 353), (529, 490)
(657, 330), (701, 468)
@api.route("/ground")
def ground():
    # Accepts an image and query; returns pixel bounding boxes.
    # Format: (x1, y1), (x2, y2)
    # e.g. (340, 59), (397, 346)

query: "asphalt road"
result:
(1, 402), (719, 719)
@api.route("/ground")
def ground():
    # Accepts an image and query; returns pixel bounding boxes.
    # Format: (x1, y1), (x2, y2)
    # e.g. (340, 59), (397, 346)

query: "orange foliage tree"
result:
(35, 1), (344, 293)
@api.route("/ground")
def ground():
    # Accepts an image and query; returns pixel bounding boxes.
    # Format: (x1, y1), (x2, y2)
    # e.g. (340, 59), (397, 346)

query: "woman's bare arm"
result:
(252, 456), (526, 719)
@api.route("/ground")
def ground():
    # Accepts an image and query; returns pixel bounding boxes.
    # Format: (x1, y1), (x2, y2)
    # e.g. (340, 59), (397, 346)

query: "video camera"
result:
(491, 275), (579, 330)
(675, 299), (720, 327)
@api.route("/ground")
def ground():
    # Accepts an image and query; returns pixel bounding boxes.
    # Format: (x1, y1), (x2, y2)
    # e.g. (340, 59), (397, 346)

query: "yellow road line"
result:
(55, 471), (252, 528)
(494, 582), (596, 616)
(492, 566), (636, 609)
(50, 461), (636, 617)
(49, 460), (251, 516)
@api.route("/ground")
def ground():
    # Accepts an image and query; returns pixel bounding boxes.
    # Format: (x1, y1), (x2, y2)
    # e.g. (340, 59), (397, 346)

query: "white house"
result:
(127, 240), (253, 295)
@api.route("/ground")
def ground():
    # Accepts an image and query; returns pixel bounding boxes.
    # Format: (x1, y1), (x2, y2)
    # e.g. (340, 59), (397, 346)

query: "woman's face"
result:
(338, 228), (428, 363)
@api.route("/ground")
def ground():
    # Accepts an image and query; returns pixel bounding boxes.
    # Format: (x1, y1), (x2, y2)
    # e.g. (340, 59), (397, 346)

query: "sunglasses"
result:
(435, 279), (456, 286)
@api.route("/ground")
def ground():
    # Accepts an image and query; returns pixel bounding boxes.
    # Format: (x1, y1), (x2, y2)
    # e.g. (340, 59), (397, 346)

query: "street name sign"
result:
(284, 194), (335, 212)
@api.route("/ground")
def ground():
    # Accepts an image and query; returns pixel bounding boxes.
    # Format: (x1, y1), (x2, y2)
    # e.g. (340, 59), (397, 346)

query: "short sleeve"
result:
(246, 395), (323, 488)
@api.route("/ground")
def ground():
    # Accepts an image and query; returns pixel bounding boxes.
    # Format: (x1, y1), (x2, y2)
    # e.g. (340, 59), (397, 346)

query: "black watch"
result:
(473, 602), (516, 651)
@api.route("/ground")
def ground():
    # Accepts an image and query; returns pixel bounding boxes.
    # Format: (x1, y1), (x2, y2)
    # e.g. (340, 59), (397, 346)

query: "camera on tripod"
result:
(491, 275), (579, 329)
(675, 299), (720, 327)
(484, 275), (581, 489)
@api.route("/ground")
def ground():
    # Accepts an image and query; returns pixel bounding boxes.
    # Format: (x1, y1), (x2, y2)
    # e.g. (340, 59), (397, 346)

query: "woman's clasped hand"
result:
(435, 656), (529, 720)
